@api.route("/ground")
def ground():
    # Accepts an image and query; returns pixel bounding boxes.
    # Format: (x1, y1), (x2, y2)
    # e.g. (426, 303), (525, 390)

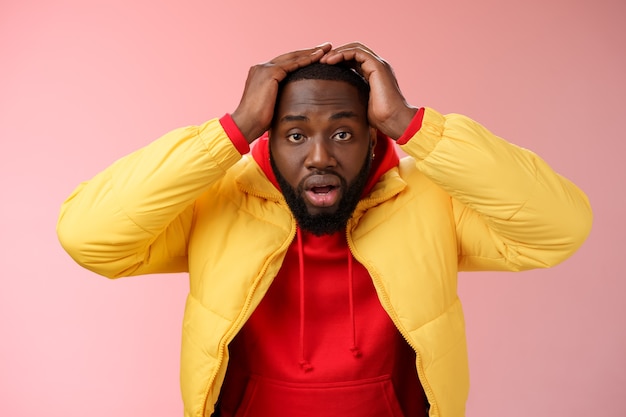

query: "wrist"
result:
(230, 111), (260, 144)
(381, 106), (419, 140)
(396, 107), (425, 145)
(219, 114), (251, 154)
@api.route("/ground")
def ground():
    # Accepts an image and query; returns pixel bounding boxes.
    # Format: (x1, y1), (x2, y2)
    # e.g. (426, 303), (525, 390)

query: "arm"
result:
(57, 119), (242, 278)
(322, 43), (592, 271)
(402, 108), (592, 271)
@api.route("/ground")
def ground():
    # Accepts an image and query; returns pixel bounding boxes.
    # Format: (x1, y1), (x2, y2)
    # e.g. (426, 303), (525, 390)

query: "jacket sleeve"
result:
(399, 108), (593, 272)
(57, 118), (243, 278)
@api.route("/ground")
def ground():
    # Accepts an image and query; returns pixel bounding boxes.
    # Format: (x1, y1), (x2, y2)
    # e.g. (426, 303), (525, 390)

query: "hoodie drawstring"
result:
(297, 229), (313, 372)
(296, 228), (362, 372)
(348, 252), (362, 358)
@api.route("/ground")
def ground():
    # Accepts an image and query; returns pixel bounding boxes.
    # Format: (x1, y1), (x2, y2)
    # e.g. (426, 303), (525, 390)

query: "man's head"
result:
(269, 63), (376, 236)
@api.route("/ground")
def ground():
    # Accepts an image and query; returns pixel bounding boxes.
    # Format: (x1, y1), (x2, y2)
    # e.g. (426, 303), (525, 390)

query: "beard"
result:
(270, 148), (372, 236)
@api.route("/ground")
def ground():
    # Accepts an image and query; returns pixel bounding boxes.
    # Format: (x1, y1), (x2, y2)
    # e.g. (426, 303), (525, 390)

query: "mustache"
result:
(298, 171), (346, 193)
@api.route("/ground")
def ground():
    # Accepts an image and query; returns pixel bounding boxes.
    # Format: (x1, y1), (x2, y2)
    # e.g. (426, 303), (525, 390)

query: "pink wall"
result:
(1, 0), (624, 415)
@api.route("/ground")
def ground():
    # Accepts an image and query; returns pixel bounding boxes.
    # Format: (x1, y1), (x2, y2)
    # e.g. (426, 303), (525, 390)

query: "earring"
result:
(371, 152), (376, 160)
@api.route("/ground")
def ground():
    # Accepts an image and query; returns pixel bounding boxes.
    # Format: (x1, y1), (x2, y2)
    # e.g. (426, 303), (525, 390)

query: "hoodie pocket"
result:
(233, 374), (405, 417)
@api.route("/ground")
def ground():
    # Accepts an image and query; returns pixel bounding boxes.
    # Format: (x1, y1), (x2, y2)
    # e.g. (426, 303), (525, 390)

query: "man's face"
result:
(269, 79), (375, 235)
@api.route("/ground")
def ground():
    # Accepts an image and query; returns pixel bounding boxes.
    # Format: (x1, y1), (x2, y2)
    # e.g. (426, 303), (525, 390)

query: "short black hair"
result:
(278, 62), (370, 109)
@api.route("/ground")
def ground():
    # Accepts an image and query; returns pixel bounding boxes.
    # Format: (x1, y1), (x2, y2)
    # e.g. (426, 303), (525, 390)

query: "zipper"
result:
(345, 225), (439, 417)
(201, 215), (297, 417)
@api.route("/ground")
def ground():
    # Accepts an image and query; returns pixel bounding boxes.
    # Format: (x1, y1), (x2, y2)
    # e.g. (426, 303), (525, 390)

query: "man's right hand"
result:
(231, 43), (333, 144)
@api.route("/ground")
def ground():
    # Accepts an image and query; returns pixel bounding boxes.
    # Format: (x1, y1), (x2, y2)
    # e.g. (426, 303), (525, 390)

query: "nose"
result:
(304, 138), (336, 170)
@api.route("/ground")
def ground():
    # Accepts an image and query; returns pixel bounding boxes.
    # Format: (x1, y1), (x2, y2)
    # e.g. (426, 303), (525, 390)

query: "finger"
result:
(321, 46), (383, 67)
(330, 42), (377, 56)
(322, 49), (387, 84)
(320, 42), (381, 64)
(263, 43), (331, 79)
(269, 43), (332, 66)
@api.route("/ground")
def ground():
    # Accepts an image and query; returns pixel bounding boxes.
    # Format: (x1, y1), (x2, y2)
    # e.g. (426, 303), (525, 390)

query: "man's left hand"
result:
(320, 43), (418, 140)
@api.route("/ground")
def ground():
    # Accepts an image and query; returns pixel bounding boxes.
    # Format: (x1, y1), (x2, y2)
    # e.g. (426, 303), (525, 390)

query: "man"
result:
(57, 42), (592, 417)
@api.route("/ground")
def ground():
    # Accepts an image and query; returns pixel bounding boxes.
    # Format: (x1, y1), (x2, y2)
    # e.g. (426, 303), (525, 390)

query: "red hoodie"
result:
(217, 122), (428, 417)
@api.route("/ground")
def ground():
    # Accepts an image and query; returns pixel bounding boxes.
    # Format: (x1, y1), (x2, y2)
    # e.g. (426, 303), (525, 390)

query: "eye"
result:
(287, 132), (306, 143)
(332, 131), (352, 141)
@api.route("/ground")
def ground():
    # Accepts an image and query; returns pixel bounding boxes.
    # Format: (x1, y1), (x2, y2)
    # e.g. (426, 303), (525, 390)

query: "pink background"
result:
(1, 0), (624, 415)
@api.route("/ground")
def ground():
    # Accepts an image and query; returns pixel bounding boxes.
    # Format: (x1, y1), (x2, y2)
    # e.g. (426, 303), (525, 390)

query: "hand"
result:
(320, 43), (417, 140)
(231, 43), (333, 143)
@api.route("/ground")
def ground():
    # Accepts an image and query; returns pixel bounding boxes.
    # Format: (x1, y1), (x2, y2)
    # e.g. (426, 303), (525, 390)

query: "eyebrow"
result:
(280, 115), (308, 123)
(329, 111), (359, 121)
(279, 111), (360, 124)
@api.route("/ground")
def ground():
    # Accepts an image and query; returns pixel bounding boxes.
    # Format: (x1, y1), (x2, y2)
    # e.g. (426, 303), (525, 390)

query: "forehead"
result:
(275, 79), (366, 119)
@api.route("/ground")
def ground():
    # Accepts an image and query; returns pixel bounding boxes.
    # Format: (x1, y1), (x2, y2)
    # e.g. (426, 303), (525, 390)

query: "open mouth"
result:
(303, 176), (342, 208)
(310, 185), (336, 194)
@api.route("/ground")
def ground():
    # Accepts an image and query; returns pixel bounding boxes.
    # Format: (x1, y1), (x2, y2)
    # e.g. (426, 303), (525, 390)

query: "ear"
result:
(267, 129), (274, 148)
(369, 127), (378, 150)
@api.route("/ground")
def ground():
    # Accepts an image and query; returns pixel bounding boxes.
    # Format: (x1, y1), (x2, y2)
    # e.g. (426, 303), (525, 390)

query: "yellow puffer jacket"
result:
(57, 108), (592, 417)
